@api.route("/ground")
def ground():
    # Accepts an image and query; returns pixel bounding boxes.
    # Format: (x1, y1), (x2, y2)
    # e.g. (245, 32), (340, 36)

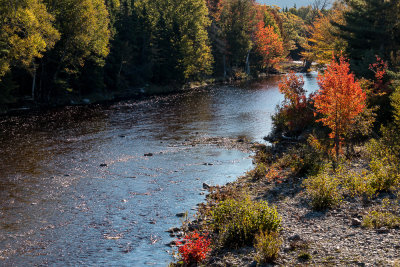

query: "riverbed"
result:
(0, 73), (318, 266)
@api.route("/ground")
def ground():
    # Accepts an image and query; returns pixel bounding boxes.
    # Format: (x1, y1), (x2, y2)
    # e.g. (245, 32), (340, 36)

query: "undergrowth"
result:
(210, 197), (281, 247)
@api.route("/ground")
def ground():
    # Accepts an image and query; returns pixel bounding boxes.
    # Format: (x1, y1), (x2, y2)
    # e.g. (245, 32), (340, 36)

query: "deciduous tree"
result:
(314, 55), (366, 159)
(0, 0), (59, 84)
(302, 6), (347, 65)
(253, 21), (284, 71)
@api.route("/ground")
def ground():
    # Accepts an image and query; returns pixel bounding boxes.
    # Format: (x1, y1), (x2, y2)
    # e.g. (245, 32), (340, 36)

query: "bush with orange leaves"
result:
(271, 71), (314, 136)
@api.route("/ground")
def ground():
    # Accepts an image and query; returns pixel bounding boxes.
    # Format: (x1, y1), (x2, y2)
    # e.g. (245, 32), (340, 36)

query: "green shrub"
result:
(210, 197), (281, 247)
(254, 231), (282, 263)
(278, 142), (325, 176)
(253, 149), (271, 164)
(337, 166), (377, 199)
(363, 210), (400, 229)
(363, 198), (400, 229)
(366, 139), (400, 192)
(303, 164), (342, 210)
(251, 162), (267, 179)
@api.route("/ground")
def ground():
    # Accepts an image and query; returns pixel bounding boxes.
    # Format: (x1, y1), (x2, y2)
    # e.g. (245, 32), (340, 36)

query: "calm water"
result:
(0, 73), (318, 266)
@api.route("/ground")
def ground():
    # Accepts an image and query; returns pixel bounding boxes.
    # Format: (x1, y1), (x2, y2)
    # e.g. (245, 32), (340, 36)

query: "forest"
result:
(1, 0), (397, 111)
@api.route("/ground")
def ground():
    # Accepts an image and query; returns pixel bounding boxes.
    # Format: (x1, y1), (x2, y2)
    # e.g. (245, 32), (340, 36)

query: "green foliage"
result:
(210, 197), (281, 247)
(218, 0), (256, 70)
(345, 105), (376, 147)
(46, 0), (110, 70)
(277, 140), (325, 177)
(254, 231), (282, 264)
(363, 210), (400, 229)
(250, 162), (267, 180)
(366, 138), (400, 192)
(362, 199), (400, 229)
(336, 165), (376, 199)
(303, 163), (342, 210)
(336, 0), (400, 76)
(391, 85), (400, 127)
(279, 11), (307, 58)
(253, 148), (271, 165)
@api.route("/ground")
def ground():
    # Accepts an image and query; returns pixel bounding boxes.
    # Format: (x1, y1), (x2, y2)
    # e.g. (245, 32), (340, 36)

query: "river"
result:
(0, 73), (318, 266)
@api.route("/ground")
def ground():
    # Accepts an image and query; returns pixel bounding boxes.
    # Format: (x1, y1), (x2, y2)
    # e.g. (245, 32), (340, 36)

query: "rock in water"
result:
(202, 182), (211, 189)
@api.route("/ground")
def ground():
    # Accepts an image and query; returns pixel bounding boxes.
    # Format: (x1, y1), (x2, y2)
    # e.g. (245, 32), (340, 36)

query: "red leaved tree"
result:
(253, 20), (284, 70)
(277, 71), (314, 134)
(368, 55), (390, 94)
(279, 71), (306, 108)
(314, 55), (366, 159)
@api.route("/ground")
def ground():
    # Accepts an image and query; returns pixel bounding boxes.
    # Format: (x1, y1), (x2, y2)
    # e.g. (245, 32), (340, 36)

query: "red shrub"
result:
(177, 232), (211, 264)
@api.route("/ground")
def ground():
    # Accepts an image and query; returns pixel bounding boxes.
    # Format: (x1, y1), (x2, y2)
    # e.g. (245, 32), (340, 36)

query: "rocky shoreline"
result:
(169, 139), (400, 266)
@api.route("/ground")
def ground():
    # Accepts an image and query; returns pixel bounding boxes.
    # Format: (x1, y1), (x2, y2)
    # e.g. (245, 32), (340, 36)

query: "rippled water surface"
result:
(0, 73), (318, 266)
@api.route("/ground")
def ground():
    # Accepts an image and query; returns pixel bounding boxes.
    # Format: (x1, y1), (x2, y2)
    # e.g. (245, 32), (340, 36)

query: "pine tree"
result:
(335, 0), (399, 76)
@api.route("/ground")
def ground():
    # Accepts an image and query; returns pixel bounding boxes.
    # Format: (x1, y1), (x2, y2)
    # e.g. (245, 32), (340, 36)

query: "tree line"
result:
(0, 0), (319, 108)
(0, 0), (399, 109)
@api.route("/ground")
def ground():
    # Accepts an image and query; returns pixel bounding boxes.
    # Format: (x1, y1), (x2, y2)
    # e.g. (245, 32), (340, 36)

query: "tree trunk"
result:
(302, 60), (312, 72)
(245, 49), (251, 75)
(223, 54), (227, 79)
(334, 132), (339, 171)
(31, 64), (36, 101)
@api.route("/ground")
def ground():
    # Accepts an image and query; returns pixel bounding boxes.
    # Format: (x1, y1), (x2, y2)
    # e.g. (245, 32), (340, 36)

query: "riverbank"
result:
(0, 61), (306, 116)
(169, 138), (400, 266)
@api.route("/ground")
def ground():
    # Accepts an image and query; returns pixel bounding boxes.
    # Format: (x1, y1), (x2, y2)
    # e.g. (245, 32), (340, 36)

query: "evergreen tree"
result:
(336, 0), (399, 76)
(40, 0), (110, 99)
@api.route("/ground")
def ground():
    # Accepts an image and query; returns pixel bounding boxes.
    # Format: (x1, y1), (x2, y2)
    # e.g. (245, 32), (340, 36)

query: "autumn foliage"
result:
(369, 56), (390, 94)
(314, 56), (366, 158)
(276, 72), (313, 133)
(253, 20), (284, 70)
(278, 71), (306, 108)
(177, 231), (211, 264)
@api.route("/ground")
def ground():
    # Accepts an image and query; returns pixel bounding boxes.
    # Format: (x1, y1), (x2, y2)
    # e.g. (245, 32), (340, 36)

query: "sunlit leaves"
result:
(302, 7), (347, 65)
(0, 0), (59, 79)
(253, 20), (284, 70)
(314, 55), (366, 157)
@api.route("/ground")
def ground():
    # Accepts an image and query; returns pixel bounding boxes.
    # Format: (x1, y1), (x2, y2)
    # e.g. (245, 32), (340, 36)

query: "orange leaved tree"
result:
(253, 20), (284, 71)
(314, 56), (366, 159)
(276, 71), (314, 134)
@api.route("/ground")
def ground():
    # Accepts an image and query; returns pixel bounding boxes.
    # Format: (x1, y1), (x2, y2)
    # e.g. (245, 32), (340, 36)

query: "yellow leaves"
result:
(0, 0), (60, 80)
(302, 7), (347, 64)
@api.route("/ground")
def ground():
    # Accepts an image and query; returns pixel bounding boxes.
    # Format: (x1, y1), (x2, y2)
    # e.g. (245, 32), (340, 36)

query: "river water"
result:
(0, 73), (318, 266)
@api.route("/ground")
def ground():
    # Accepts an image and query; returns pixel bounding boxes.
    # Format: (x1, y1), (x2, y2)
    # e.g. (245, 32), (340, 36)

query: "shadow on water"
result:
(0, 73), (318, 265)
